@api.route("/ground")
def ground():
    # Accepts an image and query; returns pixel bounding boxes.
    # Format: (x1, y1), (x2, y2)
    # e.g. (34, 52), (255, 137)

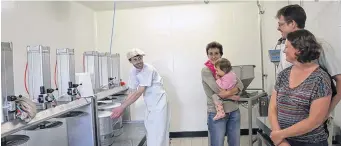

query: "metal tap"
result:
(108, 77), (120, 89)
(3, 95), (18, 121)
(67, 81), (81, 101)
(37, 86), (56, 110)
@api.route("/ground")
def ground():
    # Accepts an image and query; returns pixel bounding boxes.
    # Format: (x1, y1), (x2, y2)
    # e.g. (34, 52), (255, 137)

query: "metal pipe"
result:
(257, 0), (265, 92)
(109, 2), (116, 54)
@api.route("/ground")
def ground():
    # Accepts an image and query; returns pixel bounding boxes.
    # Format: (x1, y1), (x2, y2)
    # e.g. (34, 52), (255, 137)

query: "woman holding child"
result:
(201, 41), (244, 146)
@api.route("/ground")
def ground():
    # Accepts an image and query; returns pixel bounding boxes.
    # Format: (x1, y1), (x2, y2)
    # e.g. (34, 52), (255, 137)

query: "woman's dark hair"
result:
(214, 58), (232, 74)
(286, 29), (321, 63)
(206, 41), (223, 55)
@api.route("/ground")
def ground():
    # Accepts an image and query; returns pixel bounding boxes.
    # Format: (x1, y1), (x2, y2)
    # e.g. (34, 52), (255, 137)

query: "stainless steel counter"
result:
(112, 122), (146, 146)
(256, 116), (275, 146)
(256, 117), (272, 135)
(1, 98), (91, 137)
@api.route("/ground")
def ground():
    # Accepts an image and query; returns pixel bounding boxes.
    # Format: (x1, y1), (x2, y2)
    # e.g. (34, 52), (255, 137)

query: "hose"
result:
(54, 60), (58, 88)
(257, 0), (265, 92)
(83, 55), (85, 72)
(24, 63), (29, 95)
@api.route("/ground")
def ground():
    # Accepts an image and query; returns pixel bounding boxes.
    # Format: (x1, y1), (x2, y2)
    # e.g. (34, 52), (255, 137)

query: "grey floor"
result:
(170, 136), (259, 146)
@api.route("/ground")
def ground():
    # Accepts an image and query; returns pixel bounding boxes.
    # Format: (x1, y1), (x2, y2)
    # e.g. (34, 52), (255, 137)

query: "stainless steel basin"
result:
(25, 121), (63, 131)
(56, 111), (87, 118)
(1, 135), (30, 146)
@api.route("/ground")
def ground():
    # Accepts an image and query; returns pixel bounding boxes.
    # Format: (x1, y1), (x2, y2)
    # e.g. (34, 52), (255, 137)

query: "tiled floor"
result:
(170, 136), (259, 146)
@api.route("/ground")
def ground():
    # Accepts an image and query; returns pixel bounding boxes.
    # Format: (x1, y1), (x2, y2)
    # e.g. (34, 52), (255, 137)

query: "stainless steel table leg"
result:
(257, 132), (263, 146)
(249, 99), (253, 146)
(208, 130), (210, 146)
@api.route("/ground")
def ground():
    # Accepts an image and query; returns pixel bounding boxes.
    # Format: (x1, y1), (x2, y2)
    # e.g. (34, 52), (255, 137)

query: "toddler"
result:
(213, 58), (240, 120)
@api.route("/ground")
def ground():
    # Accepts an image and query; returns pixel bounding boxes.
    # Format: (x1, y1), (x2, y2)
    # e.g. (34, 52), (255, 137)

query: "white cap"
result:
(126, 48), (145, 60)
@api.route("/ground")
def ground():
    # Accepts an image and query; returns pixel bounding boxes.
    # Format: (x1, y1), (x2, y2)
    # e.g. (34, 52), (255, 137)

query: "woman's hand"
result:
(278, 140), (291, 146)
(218, 89), (229, 98)
(218, 88), (239, 100)
(270, 130), (285, 146)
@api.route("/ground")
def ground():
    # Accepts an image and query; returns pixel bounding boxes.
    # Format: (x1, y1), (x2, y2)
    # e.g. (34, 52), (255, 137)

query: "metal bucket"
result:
(98, 102), (123, 137)
(98, 111), (115, 146)
(98, 102), (121, 111)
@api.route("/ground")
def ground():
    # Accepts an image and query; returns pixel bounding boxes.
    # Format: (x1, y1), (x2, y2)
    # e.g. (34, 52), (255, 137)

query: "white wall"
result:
(96, 1), (341, 132)
(3, 0), (338, 134)
(96, 2), (262, 132)
(1, 1), (96, 97)
(1, 2), (96, 145)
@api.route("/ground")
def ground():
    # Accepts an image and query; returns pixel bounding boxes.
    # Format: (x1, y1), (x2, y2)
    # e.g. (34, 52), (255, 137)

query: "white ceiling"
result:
(76, 1), (209, 11)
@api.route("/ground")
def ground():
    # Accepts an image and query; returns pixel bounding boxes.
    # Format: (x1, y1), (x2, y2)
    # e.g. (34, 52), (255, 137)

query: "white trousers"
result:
(144, 102), (170, 146)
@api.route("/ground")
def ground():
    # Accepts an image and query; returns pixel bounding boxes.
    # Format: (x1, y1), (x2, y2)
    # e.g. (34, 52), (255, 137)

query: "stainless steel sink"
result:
(25, 121), (63, 131)
(56, 111), (87, 118)
(1, 135), (30, 146)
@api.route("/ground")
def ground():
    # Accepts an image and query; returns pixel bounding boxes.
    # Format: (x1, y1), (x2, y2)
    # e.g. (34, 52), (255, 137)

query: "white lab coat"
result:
(128, 63), (170, 146)
(276, 39), (292, 74)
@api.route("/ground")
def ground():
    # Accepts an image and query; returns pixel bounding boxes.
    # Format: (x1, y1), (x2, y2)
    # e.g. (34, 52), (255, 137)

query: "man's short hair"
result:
(276, 4), (306, 29)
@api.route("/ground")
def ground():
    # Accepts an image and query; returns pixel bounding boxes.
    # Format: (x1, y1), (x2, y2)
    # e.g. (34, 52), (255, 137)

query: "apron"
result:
(143, 84), (170, 146)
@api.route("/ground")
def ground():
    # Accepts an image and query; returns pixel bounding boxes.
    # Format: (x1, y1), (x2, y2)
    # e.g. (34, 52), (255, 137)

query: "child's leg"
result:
(212, 94), (226, 121)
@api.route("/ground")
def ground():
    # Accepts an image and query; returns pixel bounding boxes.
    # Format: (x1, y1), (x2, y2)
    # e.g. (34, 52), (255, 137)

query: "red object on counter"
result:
(120, 81), (126, 86)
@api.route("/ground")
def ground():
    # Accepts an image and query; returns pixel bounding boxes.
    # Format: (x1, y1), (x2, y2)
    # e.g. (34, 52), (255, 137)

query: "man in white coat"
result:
(110, 48), (170, 146)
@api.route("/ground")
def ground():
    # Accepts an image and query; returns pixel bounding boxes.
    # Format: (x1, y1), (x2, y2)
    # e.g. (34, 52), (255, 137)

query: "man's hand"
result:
(270, 130), (285, 146)
(110, 106), (125, 119)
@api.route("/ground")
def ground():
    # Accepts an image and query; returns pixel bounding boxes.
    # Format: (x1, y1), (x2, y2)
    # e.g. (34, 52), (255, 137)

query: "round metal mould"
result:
(1, 135), (29, 146)
(25, 121), (63, 131)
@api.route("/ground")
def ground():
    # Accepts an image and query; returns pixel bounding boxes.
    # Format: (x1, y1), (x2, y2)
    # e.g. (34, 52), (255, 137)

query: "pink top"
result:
(216, 72), (237, 90)
(204, 60), (216, 78)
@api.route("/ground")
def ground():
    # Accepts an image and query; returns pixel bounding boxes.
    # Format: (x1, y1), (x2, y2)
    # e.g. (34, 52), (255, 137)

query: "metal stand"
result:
(239, 91), (268, 146)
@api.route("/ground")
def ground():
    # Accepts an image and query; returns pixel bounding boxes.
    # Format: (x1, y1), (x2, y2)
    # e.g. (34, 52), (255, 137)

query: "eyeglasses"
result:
(278, 21), (287, 27)
(278, 20), (293, 27)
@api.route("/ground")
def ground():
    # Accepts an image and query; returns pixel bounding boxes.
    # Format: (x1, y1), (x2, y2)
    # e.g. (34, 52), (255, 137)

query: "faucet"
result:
(67, 81), (81, 101)
(37, 86), (56, 110)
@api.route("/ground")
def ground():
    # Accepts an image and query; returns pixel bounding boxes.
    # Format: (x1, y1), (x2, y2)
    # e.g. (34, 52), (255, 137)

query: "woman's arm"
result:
(201, 68), (221, 96)
(280, 95), (331, 138)
(268, 90), (281, 131)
